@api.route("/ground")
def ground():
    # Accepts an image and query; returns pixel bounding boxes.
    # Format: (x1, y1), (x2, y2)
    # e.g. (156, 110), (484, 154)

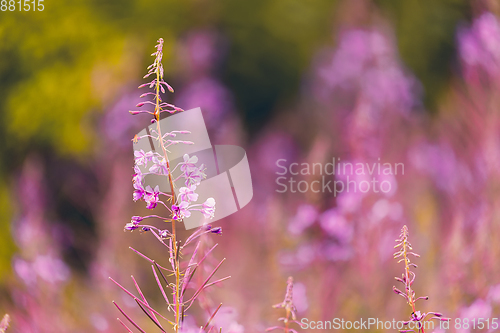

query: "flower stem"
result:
(402, 231), (424, 333)
(154, 57), (182, 333)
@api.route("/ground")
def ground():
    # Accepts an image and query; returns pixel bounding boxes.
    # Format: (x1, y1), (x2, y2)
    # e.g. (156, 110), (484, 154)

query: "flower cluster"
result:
(393, 226), (450, 332)
(125, 37), (215, 233)
(458, 13), (500, 80)
(130, 150), (214, 224)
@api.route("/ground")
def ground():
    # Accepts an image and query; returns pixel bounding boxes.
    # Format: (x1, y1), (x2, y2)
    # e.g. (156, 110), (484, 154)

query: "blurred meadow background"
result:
(1, 0), (500, 331)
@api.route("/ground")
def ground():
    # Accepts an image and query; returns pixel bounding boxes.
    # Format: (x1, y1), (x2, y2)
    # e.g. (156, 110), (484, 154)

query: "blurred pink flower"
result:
(458, 299), (492, 333)
(458, 13), (500, 80)
(311, 29), (419, 114)
(319, 208), (353, 243)
(14, 255), (70, 286)
(287, 204), (318, 235)
(487, 284), (500, 304)
(212, 307), (244, 333)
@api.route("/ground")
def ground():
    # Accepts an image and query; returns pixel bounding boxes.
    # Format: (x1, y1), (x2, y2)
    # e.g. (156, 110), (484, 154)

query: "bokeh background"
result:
(1, 0), (500, 331)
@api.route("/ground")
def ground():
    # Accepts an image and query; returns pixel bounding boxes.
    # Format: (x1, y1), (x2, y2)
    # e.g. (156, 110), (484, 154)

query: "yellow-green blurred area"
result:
(0, 0), (471, 159)
(2, 0), (498, 331)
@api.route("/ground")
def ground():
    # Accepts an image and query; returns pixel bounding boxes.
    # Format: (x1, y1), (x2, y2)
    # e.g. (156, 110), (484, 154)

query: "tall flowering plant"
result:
(267, 277), (302, 333)
(393, 226), (450, 333)
(110, 38), (228, 333)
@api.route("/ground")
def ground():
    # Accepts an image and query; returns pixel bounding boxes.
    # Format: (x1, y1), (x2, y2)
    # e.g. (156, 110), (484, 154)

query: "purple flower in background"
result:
(14, 255), (70, 285)
(458, 299), (492, 333)
(321, 242), (353, 262)
(33, 254), (70, 284)
(311, 28), (419, 114)
(376, 172), (398, 197)
(13, 258), (36, 286)
(175, 30), (234, 133)
(408, 142), (459, 193)
(336, 189), (363, 214)
(319, 208), (353, 244)
(101, 93), (149, 147)
(370, 199), (403, 223)
(144, 185), (160, 209)
(180, 30), (222, 74)
(487, 284), (500, 304)
(176, 78), (233, 127)
(211, 307), (244, 333)
(458, 12), (500, 79)
(179, 317), (201, 333)
(288, 204), (318, 236)
(90, 313), (109, 331)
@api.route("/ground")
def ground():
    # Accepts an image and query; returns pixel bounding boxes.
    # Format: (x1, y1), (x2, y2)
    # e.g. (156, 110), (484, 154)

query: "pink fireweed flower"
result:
(124, 216), (143, 231)
(179, 185), (199, 203)
(124, 223), (138, 231)
(201, 198), (216, 219)
(144, 185), (160, 209)
(134, 149), (153, 166)
(133, 181), (145, 201)
(458, 13), (500, 79)
(149, 156), (169, 175)
(133, 165), (144, 186)
(172, 201), (191, 220)
(174, 154), (207, 186)
(184, 164), (206, 186)
(180, 154), (199, 173)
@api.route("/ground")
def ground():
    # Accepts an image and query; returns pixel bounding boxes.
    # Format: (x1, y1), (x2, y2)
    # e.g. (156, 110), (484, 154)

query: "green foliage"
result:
(0, 183), (15, 283)
(0, 2), (127, 156)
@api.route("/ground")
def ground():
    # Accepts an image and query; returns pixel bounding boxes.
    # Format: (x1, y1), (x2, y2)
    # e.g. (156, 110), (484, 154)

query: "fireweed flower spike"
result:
(0, 314), (10, 333)
(393, 226), (450, 333)
(111, 38), (225, 333)
(267, 277), (303, 333)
